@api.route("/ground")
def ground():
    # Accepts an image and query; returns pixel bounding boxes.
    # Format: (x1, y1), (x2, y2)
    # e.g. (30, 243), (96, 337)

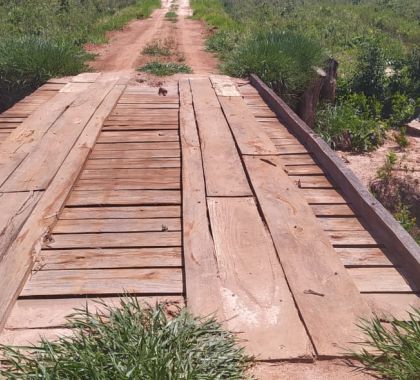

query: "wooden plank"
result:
(311, 204), (355, 217)
(2, 74), (121, 192)
(102, 124), (178, 130)
(0, 192), (42, 258)
(59, 206), (180, 220)
(80, 168), (179, 180)
(94, 142), (179, 150)
(44, 231), (181, 249)
(336, 247), (394, 267)
(97, 130), (179, 143)
(53, 218), (181, 233)
(326, 230), (379, 246)
(319, 217), (365, 231)
(218, 96), (278, 155)
(207, 197), (312, 360)
(209, 75), (241, 96)
(190, 78), (251, 196)
(176, 79), (223, 318)
(39, 247), (182, 270)
(276, 145), (309, 154)
(21, 268), (183, 296)
(85, 158), (181, 169)
(6, 296), (184, 329)
(286, 165), (325, 175)
(292, 176), (334, 189)
(364, 294), (420, 321)
(74, 178), (180, 191)
(348, 267), (418, 293)
(0, 328), (72, 346)
(250, 74), (420, 283)
(66, 190), (180, 206)
(244, 155), (371, 357)
(0, 80), (129, 331)
(301, 189), (345, 204)
(90, 149), (180, 159)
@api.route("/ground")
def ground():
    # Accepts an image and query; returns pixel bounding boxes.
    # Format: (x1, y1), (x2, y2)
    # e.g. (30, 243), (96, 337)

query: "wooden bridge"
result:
(0, 72), (419, 375)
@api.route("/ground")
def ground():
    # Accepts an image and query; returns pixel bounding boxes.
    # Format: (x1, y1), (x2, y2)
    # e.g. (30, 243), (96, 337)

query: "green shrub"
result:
(0, 299), (253, 379)
(353, 308), (420, 380)
(142, 41), (172, 56)
(316, 102), (384, 152)
(386, 92), (416, 128)
(223, 30), (326, 105)
(165, 11), (178, 22)
(0, 36), (88, 111)
(139, 61), (192, 76)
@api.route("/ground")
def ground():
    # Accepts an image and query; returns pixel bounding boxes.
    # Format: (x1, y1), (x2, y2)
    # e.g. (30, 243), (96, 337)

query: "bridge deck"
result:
(0, 73), (418, 366)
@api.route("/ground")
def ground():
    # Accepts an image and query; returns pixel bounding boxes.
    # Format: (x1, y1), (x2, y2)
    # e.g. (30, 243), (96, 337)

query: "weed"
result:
(376, 152), (398, 180)
(165, 11), (178, 22)
(138, 61), (192, 76)
(353, 308), (420, 380)
(394, 126), (410, 149)
(0, 298), (253, 379)
(142, 41), (171, 56)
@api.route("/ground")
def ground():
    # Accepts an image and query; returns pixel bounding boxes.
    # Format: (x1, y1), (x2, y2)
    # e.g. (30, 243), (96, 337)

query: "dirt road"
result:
(87, 0), (218, 74)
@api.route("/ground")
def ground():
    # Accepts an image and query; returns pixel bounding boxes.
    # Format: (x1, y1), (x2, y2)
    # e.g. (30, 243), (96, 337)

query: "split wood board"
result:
(21, 268), (183, 297)
(190, 78), (251, 196)
(244, 155), (371, 357)
(179, 79), (224, 318)
(0, 80), (128, 331)
(207, 197), (312, 360)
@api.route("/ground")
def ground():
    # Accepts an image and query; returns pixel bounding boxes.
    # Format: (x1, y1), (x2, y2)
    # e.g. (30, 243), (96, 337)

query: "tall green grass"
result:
(223, 30), (326, 105)
(0, 0), (160, 112)
(0, 299), (253, 379)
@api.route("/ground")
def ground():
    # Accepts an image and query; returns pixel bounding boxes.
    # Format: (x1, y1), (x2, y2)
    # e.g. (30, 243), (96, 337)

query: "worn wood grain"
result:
(244, 155), (371, 357)
(208, 197), (312, 360)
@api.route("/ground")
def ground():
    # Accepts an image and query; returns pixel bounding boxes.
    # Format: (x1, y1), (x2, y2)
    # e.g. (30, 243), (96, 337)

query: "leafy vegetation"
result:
(165, 11), (178, 22)
(354, 308), (420, 380)
(0, 298), (253, 379)
(139, 61), (192, 76)
(191, 0), (420, 153)
(0, 0), (159, 112)
(142, 40), (172, 56)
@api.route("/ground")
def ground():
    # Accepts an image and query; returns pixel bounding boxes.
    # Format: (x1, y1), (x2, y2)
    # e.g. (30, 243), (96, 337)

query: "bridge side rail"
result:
(250, 74), (420, 282)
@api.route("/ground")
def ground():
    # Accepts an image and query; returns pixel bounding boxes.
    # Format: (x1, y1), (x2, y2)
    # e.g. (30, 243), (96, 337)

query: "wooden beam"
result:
(244, 155), (371, 357)
(250, 74), (420, 283)
(179, 79), (223, 318)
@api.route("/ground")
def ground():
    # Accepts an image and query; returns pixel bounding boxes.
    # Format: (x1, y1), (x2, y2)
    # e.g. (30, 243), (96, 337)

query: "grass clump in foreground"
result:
(0, 298), (253, 379)
(139, 61), (192, 76)
(353, 308), (420, 380)
(142, 41), (172, 56)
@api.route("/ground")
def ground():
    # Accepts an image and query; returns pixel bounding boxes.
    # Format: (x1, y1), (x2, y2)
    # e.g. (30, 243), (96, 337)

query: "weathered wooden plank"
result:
(59, 206), (180, 220)
(54, 218), (181, 233)
(97, 130), (179, 144)
(250, 74), (420, 283)
(207, 197), (312, 360)
(276, 144), (309, 154)
(335, 247), (394, 267)
(286, 165), (325, 175)
(80, 168), (180, 180)
(0, 192), (42, 259)
(301, 188), (346, 204)
(364, 293), (420, 321)
(85, 158), (181, 169)
(244, 155), (371, 357)
(44, 231), (181, 249)
(39, 247), (182, 270)
(0, 328), (72, 346)
(67, 190), (181, 206)
(319, 217), (365, 231)
(90, 149), (180, 159)
(2, 74), (121, 192)
(94, 142), (179, 151)
(102, 124), (179, 130)
(292, 176), (334, 189)
(217, 95), (278, 155)
(74, 178), (180, 191)
(22, 268), (183, 296)
(6, 296), (184, 329)
(326, 230), (380, 246)
(179, 79), (223, 318)
(311, 204), (355, 217)
(209, 75), (241, 96)
(0, 81), (129, 331)
(348, 267), (418, 292)
(190, 78), (251, 196)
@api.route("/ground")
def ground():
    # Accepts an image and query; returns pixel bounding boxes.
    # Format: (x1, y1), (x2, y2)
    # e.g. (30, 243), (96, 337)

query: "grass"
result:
(142, 41), (172, 56)
(165, 11), (178, 22)
(0, 298), (253, 379)
(353, 308), (420, 379)
(0, 0), (160, 112)
(139, 61), (192, 76)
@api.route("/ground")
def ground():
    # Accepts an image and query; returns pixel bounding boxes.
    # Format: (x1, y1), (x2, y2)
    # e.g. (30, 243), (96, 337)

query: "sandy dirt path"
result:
(87, 0), (218, 75)
(87, 0), (171, 72)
